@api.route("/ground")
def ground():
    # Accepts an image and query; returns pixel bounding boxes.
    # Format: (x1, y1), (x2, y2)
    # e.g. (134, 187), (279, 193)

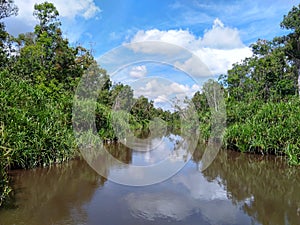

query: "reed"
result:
(224, 98), (300, 165)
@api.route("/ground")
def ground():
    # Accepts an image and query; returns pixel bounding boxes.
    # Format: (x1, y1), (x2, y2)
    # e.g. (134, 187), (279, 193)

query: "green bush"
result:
(0, 71), (77, 169)
(225, 98), (300, 165)
(0, 71), (79, 206)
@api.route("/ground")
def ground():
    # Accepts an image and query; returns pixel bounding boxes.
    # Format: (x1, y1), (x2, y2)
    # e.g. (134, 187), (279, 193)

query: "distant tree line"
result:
(1, 0), (300, 207)
(0, 1), (177, 207)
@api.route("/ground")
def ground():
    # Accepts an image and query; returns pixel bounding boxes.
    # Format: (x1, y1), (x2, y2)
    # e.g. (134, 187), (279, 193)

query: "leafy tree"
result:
(0, 0), (18, 66)
(221, 39), (297, 102)
(11, 2), (93, 91)
(278, 4), (300, 94)
(130, 96), (155, 127)
(250, 40), (296, 100)
(33, 1), (60, 37)
(192, 91), (209, 113)
(215, 6), (300, 164)
(0, 0), (18, 20)
(14, 32), (36, 50)
(109, 83), (134, 110)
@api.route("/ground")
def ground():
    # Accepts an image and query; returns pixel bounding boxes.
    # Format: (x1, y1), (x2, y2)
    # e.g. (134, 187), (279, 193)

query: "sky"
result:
(4, 0), (299, 109)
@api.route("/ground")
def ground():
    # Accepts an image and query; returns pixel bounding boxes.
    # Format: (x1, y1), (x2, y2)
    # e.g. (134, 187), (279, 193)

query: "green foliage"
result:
(0, 0), (18, 20)
(277, 4), (300, 95)
(96, 103), (115, 140)
(0, 1), (95, 206)
(0, 121), (12, 207)
(218, 4), (300, 165)
(0, 0), (18, 67)
(1, 0), (299, 209)
(225, 99), (300, 160)
(33, 2), (60, 37)
(0, 0), (18, 207)
(0, 71), (77, 169)
(280, 4), (300, 61)
(0, 66), (79, 206)
(221, 39), (297, 103)
(193, 5), (300, 166)
(9, 2), (90, 92)
(130, 96), (156, 128)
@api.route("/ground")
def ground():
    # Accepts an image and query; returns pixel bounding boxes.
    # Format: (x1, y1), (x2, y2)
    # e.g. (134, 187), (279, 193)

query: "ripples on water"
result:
(0, 134), (299, 225)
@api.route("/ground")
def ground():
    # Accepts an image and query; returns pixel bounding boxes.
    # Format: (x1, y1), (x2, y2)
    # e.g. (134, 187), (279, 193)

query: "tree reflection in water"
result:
(1, 160), (105, 225)
(0, 135), (299, 225)
(196, 148), (300, 225)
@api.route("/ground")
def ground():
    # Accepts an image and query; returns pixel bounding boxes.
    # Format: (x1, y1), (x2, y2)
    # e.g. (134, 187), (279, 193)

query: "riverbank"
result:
(1, 0), (300, 208)
(224, 98), (300, 166)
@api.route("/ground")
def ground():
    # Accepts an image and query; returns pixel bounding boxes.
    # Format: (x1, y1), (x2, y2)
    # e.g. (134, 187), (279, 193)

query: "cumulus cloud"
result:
(201, 18), (244, 49)
(174, 55), (212, 77)
(131, 29), (200, 50)
(134, 79), (192, 98)
(14, 0), (100, 23)
(191, 84), (200, 91)
(133, 78), (200, 109)
(5, 0), (101, 41)
(127, 40), (186, 56)
(194, 47), (252, 75)
(128, 18), (252, 76)
(129, 65), (148, 78)
(154, 95), (168, 104)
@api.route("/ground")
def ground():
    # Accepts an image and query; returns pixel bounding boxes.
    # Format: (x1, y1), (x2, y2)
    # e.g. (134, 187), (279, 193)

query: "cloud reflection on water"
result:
(124, 165), (248, 224)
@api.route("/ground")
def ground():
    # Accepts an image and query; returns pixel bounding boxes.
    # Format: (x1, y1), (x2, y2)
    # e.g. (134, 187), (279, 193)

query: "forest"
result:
(0, 0), (300, 207)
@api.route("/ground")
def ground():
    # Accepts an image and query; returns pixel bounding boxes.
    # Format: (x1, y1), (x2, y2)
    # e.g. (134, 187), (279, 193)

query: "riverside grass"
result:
(224, 99), (300, 165)
(1, 0), (300, 208)
(2, 69), (300, 207)
(0, 71), (78, 206)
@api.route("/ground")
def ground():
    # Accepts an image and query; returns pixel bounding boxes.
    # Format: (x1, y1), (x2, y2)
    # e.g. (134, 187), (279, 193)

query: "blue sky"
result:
(5, 0), (299, 109)
(90, 0), (298, 55)
(6, 0), (298, 56)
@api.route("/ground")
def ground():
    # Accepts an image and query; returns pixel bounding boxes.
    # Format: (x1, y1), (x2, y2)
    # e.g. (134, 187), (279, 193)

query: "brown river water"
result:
(0, 134), (299, 225)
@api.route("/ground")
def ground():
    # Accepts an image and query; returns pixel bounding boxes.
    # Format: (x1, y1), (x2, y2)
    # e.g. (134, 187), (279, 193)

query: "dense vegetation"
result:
(222, 5), (300, 166)
(0, 1), (177, 207)
(0, 0), (300, 207)
(193, 4), (300, 165)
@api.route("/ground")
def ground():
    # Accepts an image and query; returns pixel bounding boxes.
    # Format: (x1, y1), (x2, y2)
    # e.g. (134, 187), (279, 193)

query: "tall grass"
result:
(225, 98), (300, 165)
(0, 71), (78, 206)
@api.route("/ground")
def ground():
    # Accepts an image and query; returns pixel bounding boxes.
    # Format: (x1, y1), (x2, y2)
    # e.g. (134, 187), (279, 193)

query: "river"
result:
(0, 134), (299, 225)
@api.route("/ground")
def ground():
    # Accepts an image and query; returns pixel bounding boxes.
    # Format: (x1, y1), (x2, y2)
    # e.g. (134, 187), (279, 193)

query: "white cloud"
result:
(154, 94), (168, 104)
(14, 0), (100, 23)
(5, 0), (100, 42)
(191, 84), (200, 91)
(201, 18), (244, 49)
(194, 47), (252, 75)
(131, 29), (200, 50)
(174, 55), (212, 77)
(127, 40), (187, 56)
(133, 78), (200, 109)
(128, 18), (252, 76)
(134, 79), (191, 98)
(129, 65), (148, 78)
